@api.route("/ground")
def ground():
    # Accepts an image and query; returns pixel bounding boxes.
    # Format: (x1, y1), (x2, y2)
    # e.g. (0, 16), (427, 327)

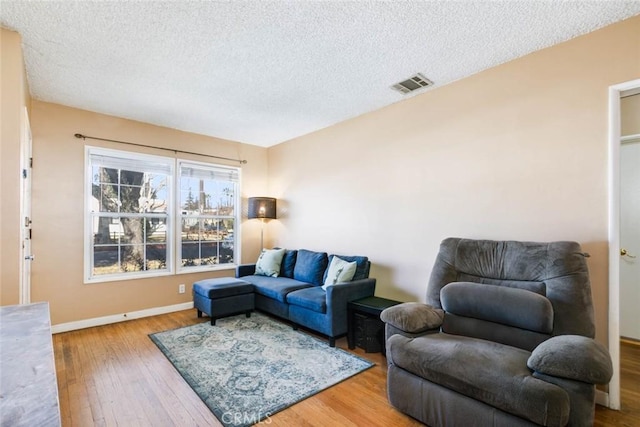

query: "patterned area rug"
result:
(149, 312), (374, 427)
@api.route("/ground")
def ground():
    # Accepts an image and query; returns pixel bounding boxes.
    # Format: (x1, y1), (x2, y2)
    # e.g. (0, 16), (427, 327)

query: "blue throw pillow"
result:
(279, 249), (298, 278)
(293, 249), (328, 286)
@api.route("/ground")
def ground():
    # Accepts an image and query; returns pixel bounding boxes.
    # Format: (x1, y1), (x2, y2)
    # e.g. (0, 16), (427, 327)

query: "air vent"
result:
(391, 73), (433, 95)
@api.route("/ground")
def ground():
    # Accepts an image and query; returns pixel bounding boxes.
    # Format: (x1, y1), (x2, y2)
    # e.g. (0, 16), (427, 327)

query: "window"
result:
(85, 147), (240, 283)
(178, 161), (239, 271)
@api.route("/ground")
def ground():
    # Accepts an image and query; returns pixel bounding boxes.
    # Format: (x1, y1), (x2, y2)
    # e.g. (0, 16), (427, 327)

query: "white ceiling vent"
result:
(391, 73), (433, 95)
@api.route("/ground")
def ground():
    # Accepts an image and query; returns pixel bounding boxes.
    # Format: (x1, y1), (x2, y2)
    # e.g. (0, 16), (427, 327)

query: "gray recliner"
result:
(381, 238), (613, 427)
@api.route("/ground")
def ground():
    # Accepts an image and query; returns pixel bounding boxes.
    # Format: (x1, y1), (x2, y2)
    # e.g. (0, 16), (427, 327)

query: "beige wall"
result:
(4, 16), (639, 334)
(29, 101), (269, 324)
(268, 16), (640, 345)
(621, 93), (640, 136)
(1, 28), (30, 305)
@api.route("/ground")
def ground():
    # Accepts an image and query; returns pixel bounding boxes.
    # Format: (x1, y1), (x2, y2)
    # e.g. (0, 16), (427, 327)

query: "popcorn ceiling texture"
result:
(1, 1), (639, 147)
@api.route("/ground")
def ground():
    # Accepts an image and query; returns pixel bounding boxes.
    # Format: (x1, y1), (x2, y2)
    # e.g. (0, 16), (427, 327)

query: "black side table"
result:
(348, 296), (401, 355)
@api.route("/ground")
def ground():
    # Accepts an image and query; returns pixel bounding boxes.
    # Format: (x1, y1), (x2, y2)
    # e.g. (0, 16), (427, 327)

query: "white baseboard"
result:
(595, 389), (609, 408)
(51, 302), (194, 334)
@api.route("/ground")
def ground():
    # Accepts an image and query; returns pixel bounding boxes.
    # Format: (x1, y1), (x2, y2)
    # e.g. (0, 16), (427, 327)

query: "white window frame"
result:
(84, 146), (175, 283)
(84, 146), (242, 283)
(176, 159), (241, 274)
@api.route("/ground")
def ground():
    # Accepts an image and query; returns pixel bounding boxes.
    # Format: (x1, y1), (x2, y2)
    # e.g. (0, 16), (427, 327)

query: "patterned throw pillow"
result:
(255, 248), (286, 277)
(322, 256), (357, 290)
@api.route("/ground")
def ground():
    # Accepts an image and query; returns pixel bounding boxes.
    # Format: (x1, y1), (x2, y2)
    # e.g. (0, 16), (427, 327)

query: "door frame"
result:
(19, 106), (32, 305)
(607, 78), (640, 410)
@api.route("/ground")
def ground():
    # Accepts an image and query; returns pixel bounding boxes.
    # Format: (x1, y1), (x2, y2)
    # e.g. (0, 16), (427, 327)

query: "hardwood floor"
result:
(594, 340), (640, 427)
(53, 310), (639, 426)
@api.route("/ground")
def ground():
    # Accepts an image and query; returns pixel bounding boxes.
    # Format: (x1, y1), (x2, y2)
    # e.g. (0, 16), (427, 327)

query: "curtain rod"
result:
(74, 133), (247, 164)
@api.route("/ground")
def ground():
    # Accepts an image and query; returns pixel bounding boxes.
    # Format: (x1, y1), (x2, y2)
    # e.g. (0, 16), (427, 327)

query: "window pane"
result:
(92, 216), (119, 244)
(141, 174), (168, 213)
(201, 181), (236, 216)
(181, 218), (200, 241)
(220, 241), (234, 264)
(180, 181), (200, 211)
(121, 245), (144, 272)
(120, 218), (145, 244)
(146, 244), (167, 270)
(216, 183), (235, 216)
(179, 177), (236, 216)
(119, 184), (143, 213)
(202, 218), (220, 241)
(201, 242), (218, 265)
(181, 241), (200, 267)
(119, 170), (144, 185)
(92, 166), (118, 184)
(93, 245), (120, 276)
(146, 219), (167, 243)
(220, 218), (234, 240)
(92, 183), (119, 213)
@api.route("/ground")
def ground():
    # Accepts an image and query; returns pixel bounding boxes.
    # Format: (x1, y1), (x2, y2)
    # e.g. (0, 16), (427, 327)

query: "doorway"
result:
(619, 130), (640, 342)
(608, 79), (640, 410)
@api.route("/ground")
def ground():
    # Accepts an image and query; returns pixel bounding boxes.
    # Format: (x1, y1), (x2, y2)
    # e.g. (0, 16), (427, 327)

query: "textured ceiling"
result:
(2, 1), (639, 147)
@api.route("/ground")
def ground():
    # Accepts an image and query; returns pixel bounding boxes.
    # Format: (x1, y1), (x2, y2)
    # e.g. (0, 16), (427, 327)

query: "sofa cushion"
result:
(442, 313), (551, 352)
(293, 249), (328, 286)
(441, 282), (554, 334)
(241, 275), (312, 303)
(325, 254), (370, 281)
(286, 287), (327, 313)
(388, 333), (570, 426)
(255, 248), (286, 277)
(192, 278), (253, 298)
(279, 249), (297, 278)
(456, 273), (546, 295)
(322, 256), (357, 290)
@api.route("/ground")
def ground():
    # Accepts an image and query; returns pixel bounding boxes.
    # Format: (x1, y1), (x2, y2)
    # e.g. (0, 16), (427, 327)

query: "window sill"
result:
(84, 264), (237, 284)
(176, 264), (237, 275)
(85, 269), (172, 284)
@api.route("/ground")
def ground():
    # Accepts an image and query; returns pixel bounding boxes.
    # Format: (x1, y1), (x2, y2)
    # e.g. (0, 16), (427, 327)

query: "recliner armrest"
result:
(380, 302), (444, 334)
(527, 335), (613, 384)
(236, 264), (256, 278)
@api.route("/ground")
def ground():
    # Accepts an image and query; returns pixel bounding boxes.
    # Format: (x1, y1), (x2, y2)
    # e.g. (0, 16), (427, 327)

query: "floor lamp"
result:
(248, 197), (277, 250)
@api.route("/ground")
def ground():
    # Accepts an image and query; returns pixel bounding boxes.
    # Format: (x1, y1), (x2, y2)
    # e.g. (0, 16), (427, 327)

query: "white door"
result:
(20, 107), (33, 304)
(620, 138), (640, 340)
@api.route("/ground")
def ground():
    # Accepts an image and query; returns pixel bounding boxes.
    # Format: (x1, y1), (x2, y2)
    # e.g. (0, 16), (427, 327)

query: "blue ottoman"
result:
(192, 278), (254, 325)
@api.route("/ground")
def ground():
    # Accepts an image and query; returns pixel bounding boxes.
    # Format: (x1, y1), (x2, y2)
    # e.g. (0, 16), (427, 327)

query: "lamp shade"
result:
(248, 197), (277, 219)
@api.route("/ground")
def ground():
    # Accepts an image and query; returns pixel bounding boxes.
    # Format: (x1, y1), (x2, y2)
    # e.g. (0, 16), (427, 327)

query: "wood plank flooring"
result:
(594, 340), (640, 427)
(53, 310), (639, 426)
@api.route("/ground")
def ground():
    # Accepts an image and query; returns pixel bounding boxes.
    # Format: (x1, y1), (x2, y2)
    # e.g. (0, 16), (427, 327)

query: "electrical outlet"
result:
(178, 284), (186, 294)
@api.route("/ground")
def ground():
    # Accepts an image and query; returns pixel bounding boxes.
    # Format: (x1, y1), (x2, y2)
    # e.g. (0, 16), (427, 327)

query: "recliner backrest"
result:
(427, 238), (595, 350)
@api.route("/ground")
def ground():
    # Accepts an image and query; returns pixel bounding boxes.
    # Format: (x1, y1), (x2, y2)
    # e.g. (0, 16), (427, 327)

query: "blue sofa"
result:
(236, 249), (376, 346)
